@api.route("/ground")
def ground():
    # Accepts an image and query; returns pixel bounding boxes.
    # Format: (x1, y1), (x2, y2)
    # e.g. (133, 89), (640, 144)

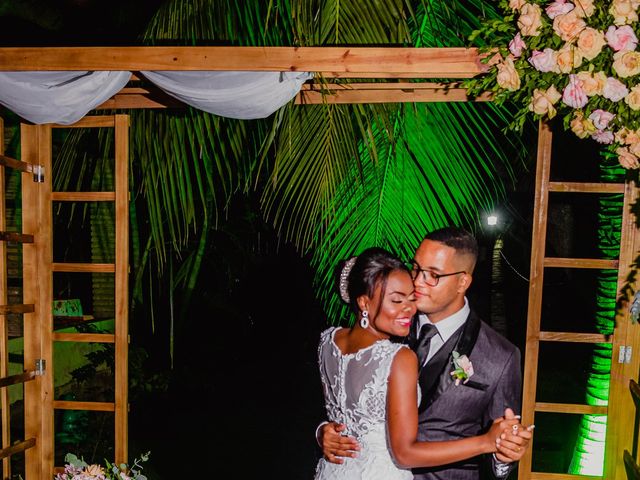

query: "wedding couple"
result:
(314, 227), (534, 479)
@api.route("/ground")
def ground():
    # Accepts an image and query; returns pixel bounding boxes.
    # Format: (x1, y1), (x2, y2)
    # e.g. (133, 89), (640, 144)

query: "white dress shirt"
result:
(417, 297), (469, 365)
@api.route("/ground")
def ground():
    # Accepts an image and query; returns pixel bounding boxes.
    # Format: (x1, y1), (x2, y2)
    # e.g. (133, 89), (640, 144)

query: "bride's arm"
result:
(387, 348), (515, 468)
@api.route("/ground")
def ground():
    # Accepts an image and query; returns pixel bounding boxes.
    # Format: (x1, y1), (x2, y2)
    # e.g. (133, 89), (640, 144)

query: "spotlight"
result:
(487, 214), (498, 226)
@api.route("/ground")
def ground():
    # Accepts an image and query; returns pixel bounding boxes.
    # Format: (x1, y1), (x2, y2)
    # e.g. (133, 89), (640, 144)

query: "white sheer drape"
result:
(0, 70), (312, 125)
(0, 71), (132, 125)
(139, 71), (312, 119)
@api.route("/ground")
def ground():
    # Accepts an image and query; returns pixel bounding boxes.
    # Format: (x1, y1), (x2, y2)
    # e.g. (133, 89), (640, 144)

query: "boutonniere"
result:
(450, 351), (474, 386)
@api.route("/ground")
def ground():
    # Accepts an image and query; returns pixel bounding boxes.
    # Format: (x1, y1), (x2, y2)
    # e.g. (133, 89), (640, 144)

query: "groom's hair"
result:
(424, 226), (478, 269)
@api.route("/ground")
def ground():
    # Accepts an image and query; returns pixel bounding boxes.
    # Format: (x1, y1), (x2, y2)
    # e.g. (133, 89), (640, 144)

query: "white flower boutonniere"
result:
(451, 351), (474, 386)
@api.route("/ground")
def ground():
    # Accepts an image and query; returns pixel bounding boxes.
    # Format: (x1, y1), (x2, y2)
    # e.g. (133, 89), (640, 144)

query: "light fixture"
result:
(487, 214), (498, 226)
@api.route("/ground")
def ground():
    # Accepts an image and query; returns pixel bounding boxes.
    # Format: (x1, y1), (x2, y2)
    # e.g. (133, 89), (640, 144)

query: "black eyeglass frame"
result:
(409, 260), (466, 287)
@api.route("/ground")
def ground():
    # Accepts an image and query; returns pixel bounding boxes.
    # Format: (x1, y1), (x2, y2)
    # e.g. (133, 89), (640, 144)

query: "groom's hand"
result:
(495, 408), (534, 463)
(320, 422), (360, 464)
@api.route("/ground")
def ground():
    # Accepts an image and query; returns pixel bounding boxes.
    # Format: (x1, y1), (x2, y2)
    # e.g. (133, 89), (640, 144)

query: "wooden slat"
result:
(624, 450), (640, 480)
(0, 370), (35, 388)
(544, 257), (618, 269)
(53, 400), (114, 412)
(114, 114), (129, 465)
(0, 116), (10, 478)
(52, 192), (115, 202)
(51, 116), (115, 128)
(0, 438), (36, 461)
(548, 182), (625, 193)
(535, 402), (608, 415)
(0, 304), (34, 315)
(530, 473), (602, 480)
(52, 262), (115, 273)
(539, 332), (611, 343)
(519, 121), (553, 479)
(52, 333), (114, 343)
(0, 231), (34, 243)
(296, 84), (492, 104)
(0, 154), (35, 174)
(631, 379), (640, 410)
(0, 47), (487, 77)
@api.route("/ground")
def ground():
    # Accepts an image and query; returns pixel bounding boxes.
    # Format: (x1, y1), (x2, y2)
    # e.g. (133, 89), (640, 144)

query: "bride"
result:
(314, 247), (521, 479)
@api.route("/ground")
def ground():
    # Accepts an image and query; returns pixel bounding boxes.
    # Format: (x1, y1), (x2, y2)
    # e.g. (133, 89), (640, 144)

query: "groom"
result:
(318, 226), (532, 479)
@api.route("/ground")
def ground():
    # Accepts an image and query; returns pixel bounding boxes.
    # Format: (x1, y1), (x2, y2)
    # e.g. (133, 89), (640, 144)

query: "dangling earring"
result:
(360, 310), (369, 329)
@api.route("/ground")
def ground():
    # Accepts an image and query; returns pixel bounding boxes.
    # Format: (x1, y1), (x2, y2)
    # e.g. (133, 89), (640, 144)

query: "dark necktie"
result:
(415, 323), (438, 367)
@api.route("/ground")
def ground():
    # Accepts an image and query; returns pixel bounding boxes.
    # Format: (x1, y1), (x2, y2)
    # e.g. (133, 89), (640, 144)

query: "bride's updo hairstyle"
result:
(339, 247), (408, 317)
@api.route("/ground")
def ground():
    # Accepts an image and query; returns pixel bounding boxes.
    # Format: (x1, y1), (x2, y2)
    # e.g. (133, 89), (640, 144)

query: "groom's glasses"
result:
(409, 260), (466, 287)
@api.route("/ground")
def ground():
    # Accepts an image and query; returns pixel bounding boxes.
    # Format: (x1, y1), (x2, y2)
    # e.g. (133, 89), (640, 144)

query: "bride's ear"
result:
(356, 295), (370, 313)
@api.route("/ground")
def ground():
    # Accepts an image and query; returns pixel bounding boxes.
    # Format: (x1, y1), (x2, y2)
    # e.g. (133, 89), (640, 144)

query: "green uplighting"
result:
(568, 157), (625, 476)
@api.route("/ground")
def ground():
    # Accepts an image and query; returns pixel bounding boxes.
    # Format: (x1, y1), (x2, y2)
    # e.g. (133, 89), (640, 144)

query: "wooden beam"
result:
(53, 400), (115, 412)
(52, 192), (115, 202)
(549, 181), (625, 194)
(0, 47), (487, 78)
(52, 333), (115, 343)
(544, 257), (618, 269)
(0, 371), (36, 388)
(52, 262), (115, 273)
(530, 473), (602, 480)
(297, 82), (492, 104)
(0, 438), (36, 461)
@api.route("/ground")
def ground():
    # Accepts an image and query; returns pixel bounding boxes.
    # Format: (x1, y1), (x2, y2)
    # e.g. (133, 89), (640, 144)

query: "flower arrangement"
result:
(464, 0), (640, 169)
(450, 351), (474, 386)
(54, 452), (149, 480)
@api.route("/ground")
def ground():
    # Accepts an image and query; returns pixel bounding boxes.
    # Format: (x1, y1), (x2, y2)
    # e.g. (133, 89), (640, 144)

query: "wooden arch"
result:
(0, 46), (638, 480)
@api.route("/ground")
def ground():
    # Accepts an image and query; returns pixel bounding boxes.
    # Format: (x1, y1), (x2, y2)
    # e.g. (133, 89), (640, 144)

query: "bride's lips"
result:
(395, 318), (412, 328)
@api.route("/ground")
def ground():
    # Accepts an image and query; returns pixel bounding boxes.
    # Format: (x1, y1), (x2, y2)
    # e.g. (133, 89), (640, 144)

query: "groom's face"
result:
(412, 239), (470, 323)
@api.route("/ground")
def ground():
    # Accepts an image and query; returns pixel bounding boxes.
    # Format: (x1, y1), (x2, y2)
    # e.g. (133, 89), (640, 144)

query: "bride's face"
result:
(369, 270), (417, 338)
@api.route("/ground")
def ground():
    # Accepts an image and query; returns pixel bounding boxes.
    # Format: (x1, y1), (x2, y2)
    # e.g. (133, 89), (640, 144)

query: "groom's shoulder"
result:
(475, 316), (519, 356)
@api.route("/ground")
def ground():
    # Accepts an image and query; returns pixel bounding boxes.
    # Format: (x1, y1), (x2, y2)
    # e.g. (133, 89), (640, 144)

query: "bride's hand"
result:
(495, 424), (534, 463)
(484, 417), (520, 453)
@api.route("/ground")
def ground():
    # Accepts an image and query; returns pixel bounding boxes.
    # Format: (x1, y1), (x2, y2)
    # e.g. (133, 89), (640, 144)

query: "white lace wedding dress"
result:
(314, 327), (414, 480)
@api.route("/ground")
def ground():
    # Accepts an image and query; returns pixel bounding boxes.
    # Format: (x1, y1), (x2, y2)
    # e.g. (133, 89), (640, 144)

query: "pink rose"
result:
(603, 76), (630, 101)
(592, 130), (615, 144)
(606, 25), (639, 51)
(589, 109), (615, 129)
(509, 33), (527, 57)
(529, 48), (558, 72)
(546, 0), (575, 19)
(562, 74), (588, 108)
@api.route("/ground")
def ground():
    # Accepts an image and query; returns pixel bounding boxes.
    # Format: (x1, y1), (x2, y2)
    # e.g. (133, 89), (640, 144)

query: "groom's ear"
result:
(458, 272), (472, 292)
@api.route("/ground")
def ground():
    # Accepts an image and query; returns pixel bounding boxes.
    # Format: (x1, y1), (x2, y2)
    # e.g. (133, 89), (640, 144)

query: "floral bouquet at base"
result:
(54, 452), (149, 480)
(464, 0), (640, 170)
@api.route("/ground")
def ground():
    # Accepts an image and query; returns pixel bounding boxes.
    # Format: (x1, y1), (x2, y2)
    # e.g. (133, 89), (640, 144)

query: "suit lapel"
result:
(418, 310), (482, 412)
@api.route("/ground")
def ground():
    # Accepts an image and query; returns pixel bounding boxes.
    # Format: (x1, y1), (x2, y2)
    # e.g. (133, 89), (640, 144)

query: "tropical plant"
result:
(49, 0), (526, 334)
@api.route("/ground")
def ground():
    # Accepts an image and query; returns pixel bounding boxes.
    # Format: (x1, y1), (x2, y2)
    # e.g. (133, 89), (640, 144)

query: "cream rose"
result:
(617, 146), (640, 169)
(613, 50), (640, 78)
(85, 464), (105, 477)
(615, 127), (640, 145)
(529, 86), (562, 118)
(610, 0), (640, 26)
(510, 0), (527, 10)
(625, 85), (640, 110)
(628, 140), (640, 157)
(573, 0), (596, 17)
(576, 27), (606, 61)
(576, 71), (607, 96)
(557, 44), (583, 73)
(518, 3), (543, 36)
(496, 57), (521, 91)
(553, 11), (586, 42)
(570, 112), (596, 138)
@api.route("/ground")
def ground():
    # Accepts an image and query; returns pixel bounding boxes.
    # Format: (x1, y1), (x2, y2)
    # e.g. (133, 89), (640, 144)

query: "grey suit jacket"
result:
(407, 310), (522, 480)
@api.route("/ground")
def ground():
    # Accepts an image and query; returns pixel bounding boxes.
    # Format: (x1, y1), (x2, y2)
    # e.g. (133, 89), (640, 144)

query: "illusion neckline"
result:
(330, 326), (390, 357)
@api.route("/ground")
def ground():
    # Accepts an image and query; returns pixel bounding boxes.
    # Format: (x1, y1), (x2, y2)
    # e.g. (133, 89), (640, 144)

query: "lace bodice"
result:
(314, 327), (414, 479)
(317, 327), (409, 440)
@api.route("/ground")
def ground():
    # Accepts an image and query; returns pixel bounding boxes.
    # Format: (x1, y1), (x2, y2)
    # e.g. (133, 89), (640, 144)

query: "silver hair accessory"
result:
(360, 310), (369, 329)
(339, 256), (357, 303)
